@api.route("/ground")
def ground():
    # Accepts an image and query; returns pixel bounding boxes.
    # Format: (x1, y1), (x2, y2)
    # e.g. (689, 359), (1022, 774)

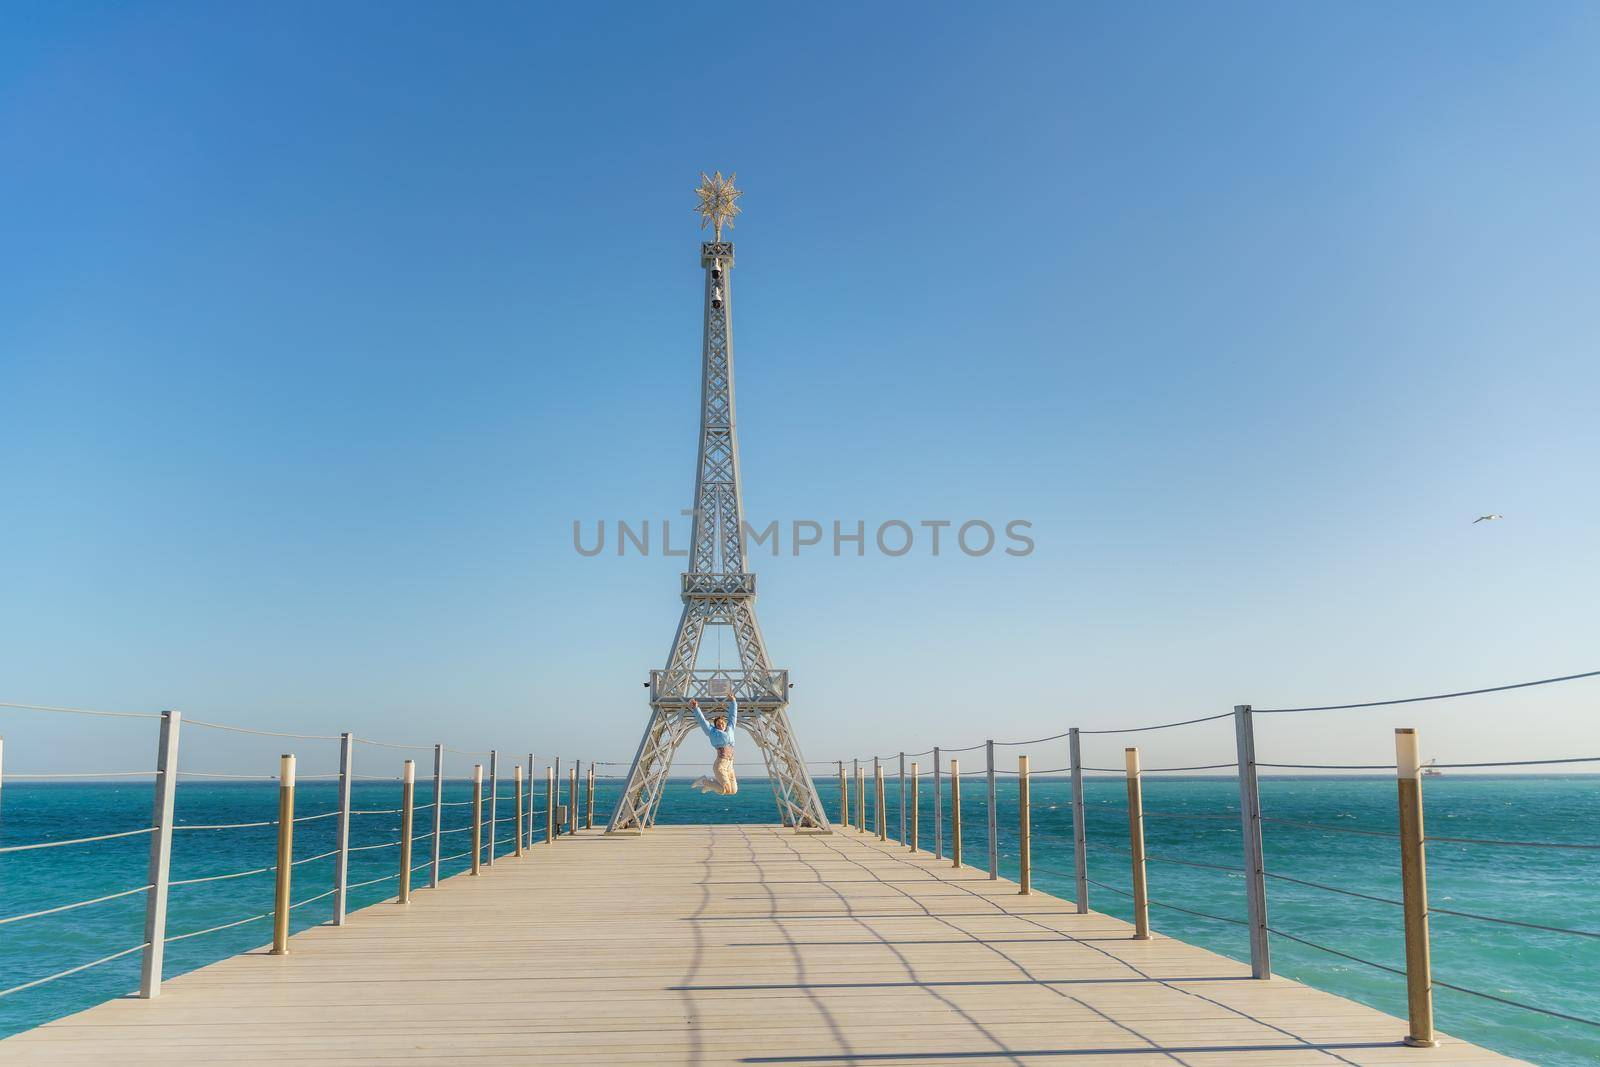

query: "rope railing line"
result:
(1430, 905), (1600, 940)
(1084, 875), (1133, 897)
(437, 849), (472, 863)
(174, 819), (275, 831)
(1143, 812), (1239, 822)
(0, 884), (152, 927)
(288, 889), (337, 910)
(1079, 711), (1234, 735)
(0, 826), (156, 853)
(1261, 817), (1399, 839)
(1267, 926), (1406, 977)
(409, 859), (432, 874)
(346, 839), (402, 854)
(1143, 762), (1237, 773)
(4, 770), (152, 779)
(1060, 872), (1249, 927)
(0, 942), (150, 1000)
(995, 733), (1070, 747)
(352, 737), (434, 752)
(169, 865), (275, 887)
(1254, 667), (1600, 714)
(294, 809), (342, 824)
(1432, 977), (1600, 1029)
(0, 700), (161, 720)
(1433, 756), (1600, 769)
(164, 912), (270, 944)
(178, 772), (279, 780)
(1082, 766), (1123, 773)
(348, 774), (402, 782)
(436, 799), (474, 807)
(345, 873), (399, 892)
(184, 718), (342, 741)
(437, 825), (473, 836)
(290, 848), (340, 868)
(1257, 762), (1390, 771)
(347, 808), (403, 816)
(1143, 852), (1244, 875)
(443, 747), (490, 757)
(1262, 871), (1401, 907)
(1425, 834), (1599, 851)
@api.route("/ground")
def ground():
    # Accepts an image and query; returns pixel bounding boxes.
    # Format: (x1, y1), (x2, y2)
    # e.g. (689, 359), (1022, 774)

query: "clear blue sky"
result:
(3, 2), (1597, 777)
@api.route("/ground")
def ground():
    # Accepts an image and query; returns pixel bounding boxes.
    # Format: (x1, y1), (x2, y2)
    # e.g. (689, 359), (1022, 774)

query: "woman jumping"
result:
(689, 695), (738, 795)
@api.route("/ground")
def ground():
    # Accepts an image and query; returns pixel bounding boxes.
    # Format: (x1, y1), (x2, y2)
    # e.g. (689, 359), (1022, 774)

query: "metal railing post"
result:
(513, 764), (525, 857)
(569, 765), (578, 835)
(470, 764), (483, 875)
(985, 740), (997, 879)
(874, 760), (886, 840)
(272, 753), (296, 954)
(1396, 728), (1436, 1047)
(398, 760), (415, 903)
(333, 732), (353, 924)
(487, 750), (498, 866)
(909, 762), (919, 852)
(545, 766), (555, 843)
(1234, 705), (1271, 978)
(429, 744), (443, 889)
(950, 758), (962, 867)
(1069, 727), (1088, 914)
(586, 765), (594, 829)
(898, 752), (906, 845)
(1018, 755), (1031, 894)
(933, 746), (942, 860)
(138, 709), (181, 997)
(1124, 747), (1149, 939)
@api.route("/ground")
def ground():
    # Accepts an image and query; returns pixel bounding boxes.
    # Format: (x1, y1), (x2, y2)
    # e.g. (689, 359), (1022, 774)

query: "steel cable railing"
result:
(0, 827), (156, 853)
(0, 702), (602, 1009)
(0, 885), (153, 927)
(823, 664), (1600, 1053)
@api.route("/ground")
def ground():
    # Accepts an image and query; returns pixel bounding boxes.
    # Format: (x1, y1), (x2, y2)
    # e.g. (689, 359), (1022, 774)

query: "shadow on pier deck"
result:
(0, 825), (1523, 1066)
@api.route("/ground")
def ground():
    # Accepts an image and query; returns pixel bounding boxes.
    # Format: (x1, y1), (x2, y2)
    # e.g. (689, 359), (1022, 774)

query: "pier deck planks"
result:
(0, 824), (1525, 1065)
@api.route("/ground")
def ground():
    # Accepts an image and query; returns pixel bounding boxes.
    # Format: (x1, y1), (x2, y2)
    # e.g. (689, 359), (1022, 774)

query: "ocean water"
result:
(1, 775), (1595, 1065)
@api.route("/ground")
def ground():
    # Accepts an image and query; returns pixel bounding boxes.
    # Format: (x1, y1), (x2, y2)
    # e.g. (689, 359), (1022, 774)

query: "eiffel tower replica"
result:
(608, 173), (831, 833)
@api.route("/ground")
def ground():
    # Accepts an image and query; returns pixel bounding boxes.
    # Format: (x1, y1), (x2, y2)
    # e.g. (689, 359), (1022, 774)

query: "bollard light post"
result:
(398, 760), (415, 903)
(272, 754), (296, 954)
(1396, 728), (1436, 1047)
(1124, 747), (1149, 939)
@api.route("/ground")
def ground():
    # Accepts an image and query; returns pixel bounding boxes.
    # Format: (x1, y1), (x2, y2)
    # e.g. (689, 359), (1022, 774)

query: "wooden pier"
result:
(0, 825), (1524, 1066)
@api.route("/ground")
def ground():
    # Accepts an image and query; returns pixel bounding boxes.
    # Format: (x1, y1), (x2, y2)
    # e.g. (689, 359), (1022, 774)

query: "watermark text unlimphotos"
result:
(573, 515), (1034, 558)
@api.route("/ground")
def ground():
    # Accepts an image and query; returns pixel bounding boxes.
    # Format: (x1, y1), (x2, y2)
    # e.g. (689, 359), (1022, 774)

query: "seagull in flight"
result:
(1472, 514), (1503, 523)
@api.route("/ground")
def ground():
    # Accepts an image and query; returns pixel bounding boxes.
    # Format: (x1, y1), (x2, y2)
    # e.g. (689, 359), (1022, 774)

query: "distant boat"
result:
(1422, 759), (1443, 778)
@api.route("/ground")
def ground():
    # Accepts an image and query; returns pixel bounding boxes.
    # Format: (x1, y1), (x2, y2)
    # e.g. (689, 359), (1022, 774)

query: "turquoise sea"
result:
(1, 774), (1595, 1065)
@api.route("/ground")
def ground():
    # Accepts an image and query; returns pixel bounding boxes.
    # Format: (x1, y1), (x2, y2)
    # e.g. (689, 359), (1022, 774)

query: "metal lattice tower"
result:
(608, 184), (830, 834)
